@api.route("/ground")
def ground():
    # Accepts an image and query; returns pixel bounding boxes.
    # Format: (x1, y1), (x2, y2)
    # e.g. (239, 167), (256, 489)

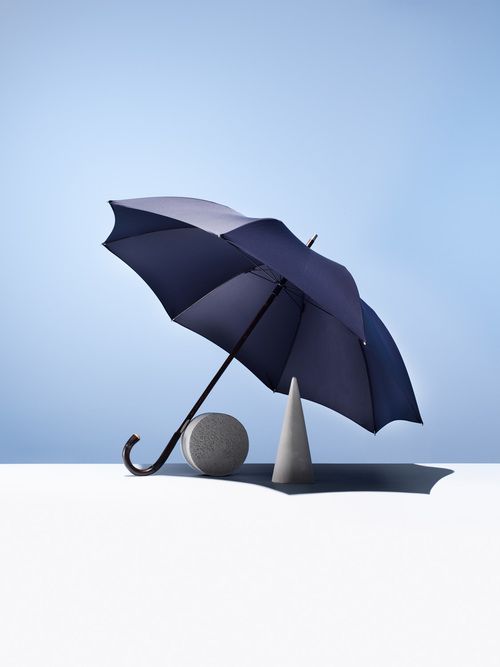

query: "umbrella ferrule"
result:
(306, 233), (318, 247)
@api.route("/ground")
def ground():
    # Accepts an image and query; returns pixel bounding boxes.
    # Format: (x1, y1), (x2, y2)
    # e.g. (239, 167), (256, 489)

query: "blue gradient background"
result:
(1, 1), (499, 463)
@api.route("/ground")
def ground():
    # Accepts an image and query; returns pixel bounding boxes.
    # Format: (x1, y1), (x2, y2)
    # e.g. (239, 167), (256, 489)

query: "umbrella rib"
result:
(268, 268), (282, 282)
(252, 268), (303, 307)
(285, 284), (303, 298)
(171, 265), (264, 323)
(249, 269), (278, 285)
(252, 265), (281, 282)
(303, 296), (364, 340)
(272, 295), (305, 391)
(103, 216), (192, 245)
(282, 287), (303, 310)
(174, 261), (288, 324)
(359, 341), (377, 434)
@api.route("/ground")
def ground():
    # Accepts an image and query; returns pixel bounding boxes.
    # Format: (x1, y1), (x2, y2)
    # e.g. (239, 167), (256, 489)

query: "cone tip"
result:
(289, 376), (301, 400)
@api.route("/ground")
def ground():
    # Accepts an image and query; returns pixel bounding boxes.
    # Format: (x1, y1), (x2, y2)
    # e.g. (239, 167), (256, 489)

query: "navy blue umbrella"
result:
(104, 197), (422, 475)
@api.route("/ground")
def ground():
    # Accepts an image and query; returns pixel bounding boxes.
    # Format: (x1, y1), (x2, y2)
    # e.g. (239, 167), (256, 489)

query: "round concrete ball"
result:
(181, 413), (249, 476)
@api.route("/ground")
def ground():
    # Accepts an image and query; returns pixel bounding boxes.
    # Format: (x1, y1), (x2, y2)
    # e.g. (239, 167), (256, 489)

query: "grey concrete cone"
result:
(272, 377), (314, 484)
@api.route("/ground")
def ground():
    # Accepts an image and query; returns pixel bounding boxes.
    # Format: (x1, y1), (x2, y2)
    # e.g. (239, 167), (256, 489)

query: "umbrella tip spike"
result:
(306, 233), (318, 248)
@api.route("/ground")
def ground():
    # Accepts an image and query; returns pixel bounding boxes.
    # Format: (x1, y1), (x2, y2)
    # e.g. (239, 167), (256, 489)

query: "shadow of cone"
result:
(272, 377), (314, 484)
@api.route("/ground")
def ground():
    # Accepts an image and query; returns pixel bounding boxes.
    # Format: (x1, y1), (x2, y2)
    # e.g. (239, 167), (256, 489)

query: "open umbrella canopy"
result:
(104, 196), (422, 474)
(104, 196), (422, 433)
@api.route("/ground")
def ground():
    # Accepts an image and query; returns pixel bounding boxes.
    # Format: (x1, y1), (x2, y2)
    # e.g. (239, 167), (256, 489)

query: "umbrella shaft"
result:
(181, 281), (285, 429)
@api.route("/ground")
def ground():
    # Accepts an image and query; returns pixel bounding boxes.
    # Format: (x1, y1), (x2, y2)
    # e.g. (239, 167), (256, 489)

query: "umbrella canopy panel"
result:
(104, 206), (256, 319)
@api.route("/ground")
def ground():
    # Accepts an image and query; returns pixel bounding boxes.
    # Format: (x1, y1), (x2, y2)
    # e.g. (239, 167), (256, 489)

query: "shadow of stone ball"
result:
(181, 413), (249, 476)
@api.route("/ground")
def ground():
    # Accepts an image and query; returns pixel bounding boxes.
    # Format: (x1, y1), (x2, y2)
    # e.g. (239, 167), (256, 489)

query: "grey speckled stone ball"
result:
(181, 413), (249, 476)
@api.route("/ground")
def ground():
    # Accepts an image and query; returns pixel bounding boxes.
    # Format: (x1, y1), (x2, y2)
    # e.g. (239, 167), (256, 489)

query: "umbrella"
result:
(103, 197), (422, 475)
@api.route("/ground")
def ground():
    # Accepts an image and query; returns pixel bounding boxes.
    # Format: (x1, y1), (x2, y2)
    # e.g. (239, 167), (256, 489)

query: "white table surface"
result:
(0, 464), (499, 667)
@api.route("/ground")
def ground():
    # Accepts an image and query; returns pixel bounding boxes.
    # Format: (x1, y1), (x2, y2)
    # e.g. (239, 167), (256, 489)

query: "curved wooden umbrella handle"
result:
(122, 430), (183, 476)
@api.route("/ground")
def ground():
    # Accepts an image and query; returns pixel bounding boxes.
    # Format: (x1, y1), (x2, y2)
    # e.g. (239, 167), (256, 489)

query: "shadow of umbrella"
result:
(153, 463), (454, 495)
